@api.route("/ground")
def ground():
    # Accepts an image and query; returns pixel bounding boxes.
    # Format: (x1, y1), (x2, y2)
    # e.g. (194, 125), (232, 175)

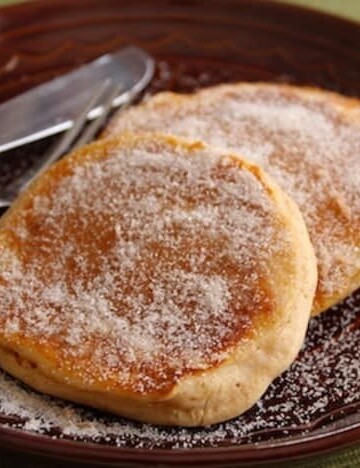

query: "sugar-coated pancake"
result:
(104, 84), (360, 315)
(0, 133), (316, 426)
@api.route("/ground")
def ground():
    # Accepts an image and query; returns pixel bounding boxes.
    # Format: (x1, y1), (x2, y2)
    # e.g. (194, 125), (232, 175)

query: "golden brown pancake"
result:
(0, 133), (316, 426)
(104, 84), (360, 315)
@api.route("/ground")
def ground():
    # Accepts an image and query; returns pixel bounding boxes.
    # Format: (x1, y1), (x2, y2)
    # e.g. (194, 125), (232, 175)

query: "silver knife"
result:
(0, 46), (154, 154)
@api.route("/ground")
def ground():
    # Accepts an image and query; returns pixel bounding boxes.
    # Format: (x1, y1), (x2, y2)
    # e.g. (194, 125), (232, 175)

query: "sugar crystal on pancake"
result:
(0, 133), (316, 426)
(104, 84), (360, 314)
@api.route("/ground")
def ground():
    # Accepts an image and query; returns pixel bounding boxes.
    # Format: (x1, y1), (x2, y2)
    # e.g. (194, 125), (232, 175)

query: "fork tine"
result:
(0, 77), (140, 210)
(0, 83), (110, 210)
(0, 199), (10, 209)
(20, 79), (112, 192)
(72, 82), (123, 150)
(0, 81), (111, 209)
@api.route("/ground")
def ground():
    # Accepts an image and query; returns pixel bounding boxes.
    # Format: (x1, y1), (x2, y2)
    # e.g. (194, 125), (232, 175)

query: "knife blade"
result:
(0, 46), (154, 154)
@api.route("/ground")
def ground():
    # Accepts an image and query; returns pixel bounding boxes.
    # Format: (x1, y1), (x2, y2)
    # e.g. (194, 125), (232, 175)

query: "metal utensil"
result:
(0, 46), (154, 154)
(0, 79), (135, 208)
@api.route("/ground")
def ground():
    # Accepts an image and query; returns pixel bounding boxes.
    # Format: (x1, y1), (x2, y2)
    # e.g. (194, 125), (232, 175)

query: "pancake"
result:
(104, 83), (360, 315)
(0, 133), (316, 426)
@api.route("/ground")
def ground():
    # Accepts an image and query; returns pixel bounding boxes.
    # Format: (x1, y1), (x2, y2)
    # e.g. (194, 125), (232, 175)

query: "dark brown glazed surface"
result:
(0, 0), (360, 466)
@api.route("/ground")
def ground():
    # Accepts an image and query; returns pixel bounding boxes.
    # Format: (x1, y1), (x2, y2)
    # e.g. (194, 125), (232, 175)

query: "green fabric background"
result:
(281, 0), (360, 21)
(0, 0), (358, 467)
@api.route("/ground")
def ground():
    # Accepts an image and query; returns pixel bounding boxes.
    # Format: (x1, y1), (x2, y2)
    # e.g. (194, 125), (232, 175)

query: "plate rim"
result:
(0, 416), (360, 465)
(0, 0), (360, 465)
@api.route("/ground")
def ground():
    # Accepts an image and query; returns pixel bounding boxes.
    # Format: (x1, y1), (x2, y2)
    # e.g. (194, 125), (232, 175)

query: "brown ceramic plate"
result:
(0, 0), (360, 466)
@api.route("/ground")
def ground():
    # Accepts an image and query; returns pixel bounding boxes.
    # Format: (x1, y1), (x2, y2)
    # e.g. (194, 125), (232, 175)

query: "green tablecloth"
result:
(281, 0), (360, 22)
(0, 0), (358, 467)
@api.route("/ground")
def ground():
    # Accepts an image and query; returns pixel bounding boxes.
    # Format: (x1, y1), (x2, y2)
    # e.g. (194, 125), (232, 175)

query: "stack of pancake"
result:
(0, 83), (358, 427)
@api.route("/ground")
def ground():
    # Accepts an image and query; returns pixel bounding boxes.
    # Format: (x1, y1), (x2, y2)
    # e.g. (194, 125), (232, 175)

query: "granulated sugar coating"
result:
(105, 84), (360, 314)
(0, 291), (359, 448)
(0, 135), (292, 398)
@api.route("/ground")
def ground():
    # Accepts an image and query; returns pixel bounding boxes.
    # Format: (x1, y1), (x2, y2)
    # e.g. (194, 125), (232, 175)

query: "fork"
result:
(0, 79), (135, 209)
